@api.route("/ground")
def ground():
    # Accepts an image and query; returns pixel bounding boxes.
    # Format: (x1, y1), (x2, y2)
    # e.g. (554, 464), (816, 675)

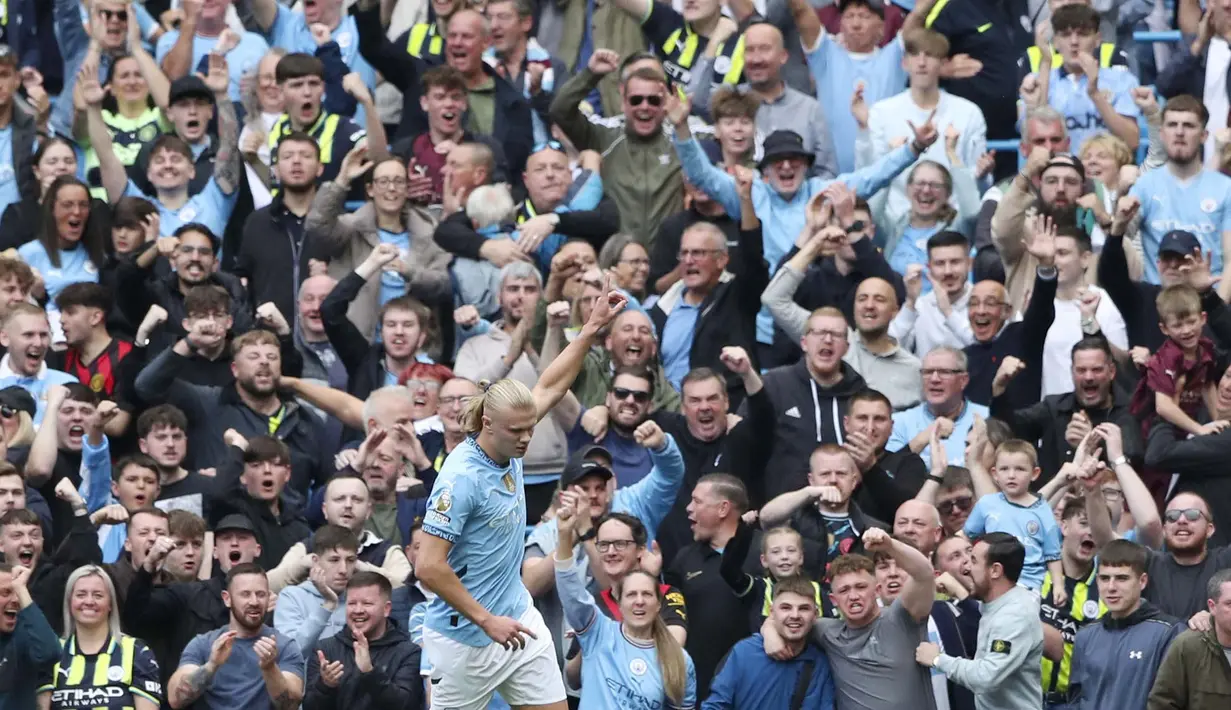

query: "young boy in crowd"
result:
(1132, 285), (1221, 436)
(96, 455), (163, 562)
(720, 520), (826, 627)
(964, 439), (1065, 600)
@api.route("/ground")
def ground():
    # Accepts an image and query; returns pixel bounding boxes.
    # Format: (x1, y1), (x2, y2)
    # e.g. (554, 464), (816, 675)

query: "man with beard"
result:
(991, 150), (1100, 314)
(135, 329), (326, 501)
(551, 51), (682, 244)
(843, 389), (930, 524)
(765, 529), (937, 710)
(1039, 496), (1105, 708)
(304, 571), (421, 709)
(268, 476), (411, 593)
(992, 336), (1140, 486)
(964, 221), (1059, 410)
(453, 263), (568, 520)
(1064, 540), (1182, 710)
(170, 564), (306, 709)
(704, 576), (836, 709)
(209, 434), (313, 570)
(890, 348), (989, 469)
(140, 405), (213, 518)
(752, 307), (869, 502)
(0, 304), (76, 426)
(557, 366), (660, 486)
(0, 483), (102, 635)
(1129, 95), (1231, 301)
(116, 225), (255, 351)
(767, 267), (922, 410)
(0, 563), (60, 710)
(915, 533), (1044, 710)
(236, 133), (324, 323)
(572, 309), (678, 411)
(89, 54), (242, 241)
(652, 357), (775, 565)
(23, 385), (113, 545)
(124, 514), (263, 696)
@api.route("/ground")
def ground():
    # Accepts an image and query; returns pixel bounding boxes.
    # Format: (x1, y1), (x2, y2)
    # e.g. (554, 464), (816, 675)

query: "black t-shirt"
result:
(157, 470), (215, 519)
(925, 0), (1019, 136)
(1144, 546), (1231, 619)
(36, 449), (85, 549)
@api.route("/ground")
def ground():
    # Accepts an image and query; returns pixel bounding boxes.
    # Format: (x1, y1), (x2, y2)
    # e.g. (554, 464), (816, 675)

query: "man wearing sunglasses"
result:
(558, 367), (658, 488)
(1128, 492), (1231, 621)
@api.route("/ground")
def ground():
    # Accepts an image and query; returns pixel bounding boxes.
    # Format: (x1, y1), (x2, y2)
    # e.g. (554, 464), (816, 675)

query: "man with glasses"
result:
(888, 347), (989, 469)
(650, 221), (767, 401)
(116, 226), (256, 353)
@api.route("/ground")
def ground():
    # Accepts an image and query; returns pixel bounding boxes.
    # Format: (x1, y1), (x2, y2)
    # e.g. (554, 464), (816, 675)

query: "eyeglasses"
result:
(937, 496), (973, 516)
(404, 379), (442, 391)
(1165, 508), (1208, 523)
(596, 539), (636, 552)
(98, 8), (128, 21)
(373, 176), (408, 189)
(911, 180), (947, 191)
(438, 395), (473, 407)
(612, 387), (651, 403)
(531, 140), (564, 155)
(922, 368), (966, 378)
(178, 245), (214, 257)
(678, 248), (720, 261)
(806, 329), (847, 342)
(627, 94), (663, 107)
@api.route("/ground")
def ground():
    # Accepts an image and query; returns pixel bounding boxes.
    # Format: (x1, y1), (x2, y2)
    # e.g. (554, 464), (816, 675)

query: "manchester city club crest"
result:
(502, 472), (514, 492)
(629, 658), (648, 676)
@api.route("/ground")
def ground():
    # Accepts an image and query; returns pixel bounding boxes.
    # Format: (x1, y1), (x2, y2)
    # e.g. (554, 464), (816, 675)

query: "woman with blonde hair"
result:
(37, 565), (160, 710)
(554, 490), (696, 709)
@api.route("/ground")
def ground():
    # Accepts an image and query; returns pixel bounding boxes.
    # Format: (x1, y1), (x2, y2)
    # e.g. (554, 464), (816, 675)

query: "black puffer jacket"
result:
(304, 620), (422, 710)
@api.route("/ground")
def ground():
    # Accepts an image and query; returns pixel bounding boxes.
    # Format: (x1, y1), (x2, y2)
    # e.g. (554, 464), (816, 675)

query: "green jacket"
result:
(1148, 628), (1231, 710)
(554, 0), (647, 116)
(550, 68), (684, 246)
(574, 348), (680, 412)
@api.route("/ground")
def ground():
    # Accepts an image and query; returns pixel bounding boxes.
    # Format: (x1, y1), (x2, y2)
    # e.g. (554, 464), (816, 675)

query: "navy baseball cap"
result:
(1159, 230), (1202, 257)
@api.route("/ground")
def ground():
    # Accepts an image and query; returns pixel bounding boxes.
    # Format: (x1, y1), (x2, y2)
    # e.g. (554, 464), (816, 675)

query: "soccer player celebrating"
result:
(416, 276), (629, 710)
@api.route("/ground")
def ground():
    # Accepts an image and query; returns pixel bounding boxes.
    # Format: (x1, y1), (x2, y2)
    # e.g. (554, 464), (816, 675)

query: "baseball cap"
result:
(1159, 230), (1202, 257)
(0, 386), (36, 419)
(558, 445), (615, 489)
(168, 75), (214, 106)
(214, 514), (257, 535)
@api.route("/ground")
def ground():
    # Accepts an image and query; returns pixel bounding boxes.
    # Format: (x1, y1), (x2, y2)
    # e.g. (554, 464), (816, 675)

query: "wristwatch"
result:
(576, 527), (597, 543)
(931, 655), (942, 669)
(1112, 455), (1129, 468)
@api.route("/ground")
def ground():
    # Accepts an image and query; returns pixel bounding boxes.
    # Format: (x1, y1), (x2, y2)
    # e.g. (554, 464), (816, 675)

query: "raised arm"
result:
(863, 528), (936, 622)
(530, 275), (628, 421)
(159, 0), (201, 80)
(203, 54), (241, 195)
(128, 14), (171, 108)
(280, 377), (364, 430)
(785, 0), (822, 50)
(24, 385), (68, 487)
(81, 61), (129, 203)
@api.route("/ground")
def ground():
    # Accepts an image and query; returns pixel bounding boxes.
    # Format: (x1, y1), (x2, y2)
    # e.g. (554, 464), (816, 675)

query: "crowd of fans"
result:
(1, 0), (1231, 707)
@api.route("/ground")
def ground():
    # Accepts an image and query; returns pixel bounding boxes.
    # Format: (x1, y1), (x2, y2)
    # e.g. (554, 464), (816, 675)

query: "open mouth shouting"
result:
(228, 549), (244, 564)
(14, 546), (35, 567)
(298, 101), (317, 122)
(66, 423), (87, 447)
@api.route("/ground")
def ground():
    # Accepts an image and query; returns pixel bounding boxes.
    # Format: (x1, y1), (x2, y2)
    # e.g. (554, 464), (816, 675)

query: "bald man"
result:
(894, 499), (942, 558)
(844, 277), (922, 409)
(693, 22), (837, 178)
(962, 260), (1058, 411)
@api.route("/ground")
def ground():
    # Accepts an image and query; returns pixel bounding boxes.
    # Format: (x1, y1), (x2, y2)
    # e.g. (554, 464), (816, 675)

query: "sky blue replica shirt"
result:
(964, 492), (1062, 590)
(16, 241), (99, 304)
(888, 400), (989, 469)
(1129, 167), (1231, 283)
(1046, 66), (1140, 156)
(124, 177), (236, 242)
(423, 436), (530, 647)
(155, 30), (269, 104)
(556, 557), (697, 710)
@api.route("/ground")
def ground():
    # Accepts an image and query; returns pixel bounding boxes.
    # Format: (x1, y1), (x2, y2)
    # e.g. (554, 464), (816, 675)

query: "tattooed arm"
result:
(168, 662), (217, 709)
(263, 667), (305, 709)
(204, 53), (242, 196)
